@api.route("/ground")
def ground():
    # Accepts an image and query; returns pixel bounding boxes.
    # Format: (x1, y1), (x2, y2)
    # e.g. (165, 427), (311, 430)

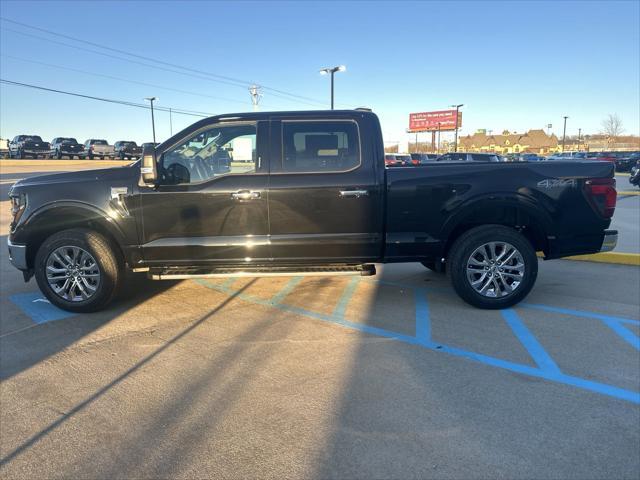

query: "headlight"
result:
(10, 193), (27, 225)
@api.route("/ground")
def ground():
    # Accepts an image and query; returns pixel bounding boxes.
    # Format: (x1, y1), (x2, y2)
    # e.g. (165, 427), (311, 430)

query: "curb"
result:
(0, 159), (133, 167)
(539, 251), (640, 266)
(618, 191), (640, 196)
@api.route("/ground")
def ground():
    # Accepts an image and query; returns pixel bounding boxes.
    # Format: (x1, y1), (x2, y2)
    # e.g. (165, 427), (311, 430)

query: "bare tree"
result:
(601, 114), (624, 138)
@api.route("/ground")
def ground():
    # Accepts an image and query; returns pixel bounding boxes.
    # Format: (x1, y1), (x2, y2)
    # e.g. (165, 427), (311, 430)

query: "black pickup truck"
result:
(8, 135), (50, 159)
(114, 141), (142, 160)
(50, 137), (84, 159)
(7, 110), (617, 312)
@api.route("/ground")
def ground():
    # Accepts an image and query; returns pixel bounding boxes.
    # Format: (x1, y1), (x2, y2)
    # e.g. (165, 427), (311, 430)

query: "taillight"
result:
(584, 178), (616, 218)
(412, 159), (419, 165)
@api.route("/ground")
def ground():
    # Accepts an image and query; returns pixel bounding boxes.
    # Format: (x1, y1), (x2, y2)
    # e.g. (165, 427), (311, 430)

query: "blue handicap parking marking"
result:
(195, 276), (640, 404)
(9, 292), (75, 325)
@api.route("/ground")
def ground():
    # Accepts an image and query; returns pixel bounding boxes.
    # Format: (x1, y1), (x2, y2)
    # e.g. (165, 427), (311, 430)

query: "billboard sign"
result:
(408, 110), (462, 132)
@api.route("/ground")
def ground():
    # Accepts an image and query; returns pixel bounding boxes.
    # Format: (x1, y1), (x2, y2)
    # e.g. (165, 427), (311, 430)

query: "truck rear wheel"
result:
(447, 225), (537, 309)
(34, 229), (122, 313)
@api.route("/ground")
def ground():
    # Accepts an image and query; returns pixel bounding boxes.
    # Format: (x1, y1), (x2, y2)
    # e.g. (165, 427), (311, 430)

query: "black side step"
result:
(148, 264), (376, 280)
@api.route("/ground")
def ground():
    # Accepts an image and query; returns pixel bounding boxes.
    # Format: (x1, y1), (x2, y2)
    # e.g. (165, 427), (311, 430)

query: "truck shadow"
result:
(0, 258), (179, 381)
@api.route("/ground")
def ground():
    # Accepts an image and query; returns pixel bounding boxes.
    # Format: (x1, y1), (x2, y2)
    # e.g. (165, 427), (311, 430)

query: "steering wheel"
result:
(163, 162), (191, 185)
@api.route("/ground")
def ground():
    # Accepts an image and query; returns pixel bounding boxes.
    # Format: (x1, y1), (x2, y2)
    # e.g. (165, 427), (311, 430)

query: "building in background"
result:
(458, 129), (559, 154)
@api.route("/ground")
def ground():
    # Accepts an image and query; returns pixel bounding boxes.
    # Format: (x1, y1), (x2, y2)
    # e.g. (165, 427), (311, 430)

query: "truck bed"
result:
(384, 160), (614, 261)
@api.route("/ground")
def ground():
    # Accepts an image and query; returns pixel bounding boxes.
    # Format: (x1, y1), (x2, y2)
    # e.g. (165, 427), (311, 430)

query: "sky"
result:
(0, 0), (639, 146)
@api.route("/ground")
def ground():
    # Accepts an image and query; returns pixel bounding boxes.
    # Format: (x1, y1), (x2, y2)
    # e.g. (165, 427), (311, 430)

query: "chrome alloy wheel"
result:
(466, 241), (525, 298)
(45, 246), (101, 302)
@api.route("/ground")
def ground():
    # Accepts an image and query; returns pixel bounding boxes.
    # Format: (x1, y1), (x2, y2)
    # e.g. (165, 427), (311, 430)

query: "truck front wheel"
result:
(447, 225), (537, 309)
(34, 229), (122, 313)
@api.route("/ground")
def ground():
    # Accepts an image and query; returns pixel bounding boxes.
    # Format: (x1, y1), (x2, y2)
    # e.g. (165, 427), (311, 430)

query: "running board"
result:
(148, 264), (376, 280)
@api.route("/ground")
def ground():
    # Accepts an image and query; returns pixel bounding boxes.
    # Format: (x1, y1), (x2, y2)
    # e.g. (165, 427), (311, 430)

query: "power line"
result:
(1, 54), (260, 107)
(1, 17), (343, 108)
(2, 26), (327, 109)
(0, 79), (214, 117)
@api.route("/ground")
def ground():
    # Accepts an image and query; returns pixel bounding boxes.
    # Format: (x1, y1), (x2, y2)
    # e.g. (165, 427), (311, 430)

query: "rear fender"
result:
(440, 193), (554, 254)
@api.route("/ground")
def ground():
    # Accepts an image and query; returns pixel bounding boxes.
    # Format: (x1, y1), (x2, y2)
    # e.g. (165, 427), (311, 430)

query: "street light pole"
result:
(562, 115), (569, 152)
(437, 123), (441, 153)
(319, 65), (346, 110)
(144, 97), (157, 144)
(169, 107), (173, 136)
(449, 104), (464, 152)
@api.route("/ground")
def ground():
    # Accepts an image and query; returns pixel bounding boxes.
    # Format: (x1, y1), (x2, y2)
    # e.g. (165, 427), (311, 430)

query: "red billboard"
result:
(408, 110), (462, 132)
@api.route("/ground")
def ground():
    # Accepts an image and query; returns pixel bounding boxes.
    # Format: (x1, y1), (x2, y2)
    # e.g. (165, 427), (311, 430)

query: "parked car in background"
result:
(611, 151), (640, 172)
(384, 153), (411, 167)
(50, 137), (84, 159)
(0, 138), (9, 157)
(8, 135), (50, 159)
(629, 160), (640, 188)
(521, 153), (544, 162)
(114, 141), (142, 160)
(505, 153), (544, 162)
(141, 142), (159, 150)
(82, 139), (114, 160)
(437, 152), (503, 162)
(410, 153), (438, 165)
(547, 152), (575, 161)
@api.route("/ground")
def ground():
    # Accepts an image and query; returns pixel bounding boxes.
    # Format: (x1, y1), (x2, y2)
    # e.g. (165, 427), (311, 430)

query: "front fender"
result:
(11, 201), (133, 261)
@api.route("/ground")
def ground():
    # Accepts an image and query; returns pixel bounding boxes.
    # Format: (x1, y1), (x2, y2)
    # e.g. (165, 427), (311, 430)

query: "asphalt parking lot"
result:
(1, 163), (639, 479)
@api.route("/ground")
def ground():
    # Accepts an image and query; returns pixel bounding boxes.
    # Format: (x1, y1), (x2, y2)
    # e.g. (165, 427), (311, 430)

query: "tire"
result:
(119, 152), (125, 160)
(88, 153), (94, 160)
(34, 229), (122, 313)
(56, 150), (62, 159)
(17, 149), (24, 159)
(447, 225), (537, 309)
(79, 155), (85, 160)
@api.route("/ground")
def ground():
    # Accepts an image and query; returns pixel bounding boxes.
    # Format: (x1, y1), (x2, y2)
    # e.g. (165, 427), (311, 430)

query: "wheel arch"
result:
(17, 202), (127, 269)
(440, 195), (554, 259)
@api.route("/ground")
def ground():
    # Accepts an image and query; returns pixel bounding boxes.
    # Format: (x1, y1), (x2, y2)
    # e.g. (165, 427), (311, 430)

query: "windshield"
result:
(92, 140), (108, 145)
(396, 155), (411, 162)
(25, 136), (43, 142)
(61, 138), (77, 143)
(125, 142), (138, 147)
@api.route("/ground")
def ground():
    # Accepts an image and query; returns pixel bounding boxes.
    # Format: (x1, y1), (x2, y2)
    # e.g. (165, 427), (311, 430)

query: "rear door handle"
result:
(231, 190), (261, 200)
(339, 190), (369, 198)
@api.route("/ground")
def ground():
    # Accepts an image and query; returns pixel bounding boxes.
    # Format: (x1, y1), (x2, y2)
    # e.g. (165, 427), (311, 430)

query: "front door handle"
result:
(339, 190), (369, 198)
(231, 190), (261, 200)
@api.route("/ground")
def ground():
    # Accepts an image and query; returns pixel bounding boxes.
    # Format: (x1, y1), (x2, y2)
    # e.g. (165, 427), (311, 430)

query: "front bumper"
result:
(60, 148), (83, 155)
(7, 238), (27, 270)
(600, 230), (618, 252)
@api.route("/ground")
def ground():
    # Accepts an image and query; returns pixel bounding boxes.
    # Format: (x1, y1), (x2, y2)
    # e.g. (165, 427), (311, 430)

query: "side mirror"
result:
(139, 144), (158, 186)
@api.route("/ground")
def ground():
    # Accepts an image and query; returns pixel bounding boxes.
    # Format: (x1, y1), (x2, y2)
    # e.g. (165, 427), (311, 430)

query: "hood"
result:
(11, 162), (138, 192)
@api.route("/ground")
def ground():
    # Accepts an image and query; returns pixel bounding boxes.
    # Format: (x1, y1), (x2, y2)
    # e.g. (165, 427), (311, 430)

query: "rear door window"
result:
(281, 121), (360, 173)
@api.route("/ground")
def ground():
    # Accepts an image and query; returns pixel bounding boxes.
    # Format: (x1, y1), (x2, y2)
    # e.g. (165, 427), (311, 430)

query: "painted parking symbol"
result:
(196, 277), (640, 405)
(9, 292), (75, 324)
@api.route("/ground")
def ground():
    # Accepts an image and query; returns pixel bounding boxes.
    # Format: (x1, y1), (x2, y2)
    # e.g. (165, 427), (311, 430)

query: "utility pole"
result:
(562, 116), (569, 152)
(450, 104), (464, 152)
(437, 123), (441, 153)
(577, 127), (581, 151)
(169, 107), (173, 136)
(249, 84), (262, 112)
(144, 97), (157, 144)
(319, 65), (346, 110)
